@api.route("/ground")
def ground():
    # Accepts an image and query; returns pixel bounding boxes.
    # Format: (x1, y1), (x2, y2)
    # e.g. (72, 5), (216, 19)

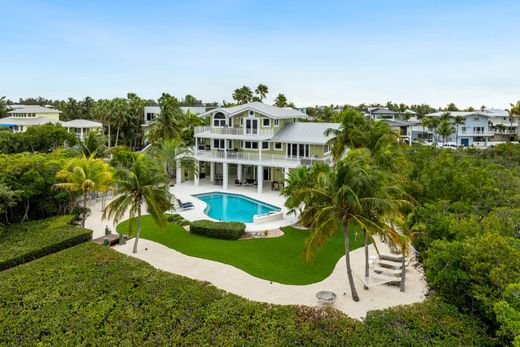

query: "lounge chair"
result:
(177, 199), (194, 210)
(234, 179), (242, 186)
(244, 178), (255, 187)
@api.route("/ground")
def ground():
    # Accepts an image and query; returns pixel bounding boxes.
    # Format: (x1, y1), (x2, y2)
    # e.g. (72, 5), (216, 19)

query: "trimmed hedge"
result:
(190, 219), (245, 240)
(0, 215), (92, 271)
(166, 213), (190, 226)
(0, 243), (494, 345)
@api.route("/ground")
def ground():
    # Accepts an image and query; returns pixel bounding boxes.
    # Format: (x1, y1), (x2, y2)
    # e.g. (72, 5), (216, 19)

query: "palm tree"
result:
(420, 116), (430, 142)
(78, 129), (107, 158)
(92, 99), (114, 149)
(427, 117), (441, 144)
(391, 213), (425, 292)
(103, 153), (172, 253)
(232, 86), (253, 105)
(55, 154), (113, 228)
(292, 150), (396, 301)
(509, 101), (520, 141)
(274, 94), (288, 108)
(453, 115), (465, 146)
(127, 93), (146, 150)
(324, 108), (367, 160)
(255, 84), (269, 101)
(437, 120), (456, 145)
(111, 98), (130, 147)
(152, 138), (198, 185)
(149, 93), (183, 144)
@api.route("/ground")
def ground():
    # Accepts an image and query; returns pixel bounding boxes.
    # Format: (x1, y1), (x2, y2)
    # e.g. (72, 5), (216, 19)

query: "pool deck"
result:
(172, 179), (298, 232)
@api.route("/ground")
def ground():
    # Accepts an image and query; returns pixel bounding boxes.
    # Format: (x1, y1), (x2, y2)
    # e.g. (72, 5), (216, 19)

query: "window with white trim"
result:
(274, 119), (279, 127)
(213, 139), (225, 149)
(240, 117), (243, 126)
(213, 113), (226, 127)
(262, 142), (269, 149)
(274, 142), (283, 150)
(324, 145), (331, 153)
(241, 141), (259, 149)
(262, 118), (271, 127)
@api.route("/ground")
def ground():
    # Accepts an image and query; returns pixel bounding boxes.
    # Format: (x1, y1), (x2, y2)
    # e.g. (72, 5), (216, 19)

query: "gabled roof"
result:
(367, 107), (398, 115)
(197, 102), (307, 120)
(0, 116), (59, 126)
(8, 105), (61, 114)
(426, 111), (492, 118)
(269, 122), (340, 145)
(383, 119), (419, 127)
(60, 119), (103, 128)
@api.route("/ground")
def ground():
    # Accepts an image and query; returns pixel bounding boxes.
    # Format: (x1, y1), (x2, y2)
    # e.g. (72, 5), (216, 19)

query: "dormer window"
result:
(213, 112), (226, 127)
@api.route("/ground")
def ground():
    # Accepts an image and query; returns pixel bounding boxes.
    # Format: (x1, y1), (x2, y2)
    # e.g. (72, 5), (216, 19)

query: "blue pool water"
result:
(192, 192), (281, 223)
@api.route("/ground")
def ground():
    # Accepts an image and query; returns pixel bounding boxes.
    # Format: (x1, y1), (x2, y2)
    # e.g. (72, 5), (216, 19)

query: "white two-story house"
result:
(425, 111), (494, 146)
(186, 102), (338, 194)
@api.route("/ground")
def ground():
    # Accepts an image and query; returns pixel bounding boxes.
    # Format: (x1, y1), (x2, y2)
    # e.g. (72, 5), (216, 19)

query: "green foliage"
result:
(0, 150), (76, 223)
(0, 242), (492, 345)
(359, 297), (493, 346)
(425, 234), (520, 322)
(0, 123), (78, 154)
(190, 219), (245, 240)
(166, 213), (190, 226)
(0, 215), (92, 270)
(494, 283), (520, 345)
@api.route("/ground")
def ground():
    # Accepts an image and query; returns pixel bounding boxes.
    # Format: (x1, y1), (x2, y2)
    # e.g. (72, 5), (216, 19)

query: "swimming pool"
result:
(192, 192), (281, 223)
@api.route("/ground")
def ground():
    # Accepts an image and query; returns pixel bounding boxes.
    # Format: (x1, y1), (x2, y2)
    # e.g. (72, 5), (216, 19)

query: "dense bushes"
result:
(166, 213), (190, 226)
(190, 219), (245, 240)
(0, 243), (493, 345)
(405, 143), (520, 343)
(0, 123), (78, 154)
(0, 150), (77, 224)
(0, 215), (92, 270)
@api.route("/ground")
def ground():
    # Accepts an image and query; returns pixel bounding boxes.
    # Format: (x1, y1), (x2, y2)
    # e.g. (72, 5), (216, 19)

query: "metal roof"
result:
(8, 105), (61, 114)
(197, 102), (308, 120)
(0, 116), (59, 126)
(269, 122), (340, 144)
(60, 119), (103, 128)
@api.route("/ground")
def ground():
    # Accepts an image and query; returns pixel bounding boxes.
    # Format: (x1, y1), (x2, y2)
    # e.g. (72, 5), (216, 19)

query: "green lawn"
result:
(117, 216), (365, 285)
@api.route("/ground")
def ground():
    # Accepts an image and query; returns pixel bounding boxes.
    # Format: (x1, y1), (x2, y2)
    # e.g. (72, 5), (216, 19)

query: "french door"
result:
(245, 119), (258, 135)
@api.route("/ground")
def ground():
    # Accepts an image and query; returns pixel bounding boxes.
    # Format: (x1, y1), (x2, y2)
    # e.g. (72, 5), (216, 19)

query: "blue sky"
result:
(1, 0), (519, 108)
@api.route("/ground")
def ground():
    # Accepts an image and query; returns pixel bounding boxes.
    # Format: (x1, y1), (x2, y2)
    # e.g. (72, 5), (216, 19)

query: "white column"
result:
(224, 139), (228, 159)
(297, 144), (300, 160)
(258, 141), (262, 162)
(195, 137), (198, 150)
(176, 162), (182, 185)
(210, 162), (215, 182)
(284, 167), (290, 187)
(80, 128), (84, 140)
(194, 162), (199, 186)
(257, 165), (263, 194)
(237, 164), (242, 181)
(223, 163), (229, 190)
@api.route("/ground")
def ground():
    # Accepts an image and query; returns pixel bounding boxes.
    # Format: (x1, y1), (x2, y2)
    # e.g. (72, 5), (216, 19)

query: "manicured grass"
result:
(0, 242), (492, 345)
(117, 216), (365, 285)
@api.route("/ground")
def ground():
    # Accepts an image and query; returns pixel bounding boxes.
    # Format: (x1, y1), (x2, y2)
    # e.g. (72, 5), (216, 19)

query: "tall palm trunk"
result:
(133, 203), (142, 254)
(364, 229), (369, 290)
(343, 220), (360, 301)
(107, 123), (112, 149)
(400, 249), (406, 292)
(82, 191), (88, 228)
(115, 127), (120, 147)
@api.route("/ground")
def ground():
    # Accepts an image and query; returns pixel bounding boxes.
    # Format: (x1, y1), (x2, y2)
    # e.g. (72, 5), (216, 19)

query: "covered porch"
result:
(180, 161), (291, 194)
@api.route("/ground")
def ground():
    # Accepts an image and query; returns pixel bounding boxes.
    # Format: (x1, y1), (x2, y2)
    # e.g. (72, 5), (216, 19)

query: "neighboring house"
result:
(423, 111), (494, 146)
(0, 105), (102, 140)
(365, 107), (399, 120)
(382, 119), (418, 145)
(60, 119), (103, 140)
(0, 105), (60, 132)
(481, 108), (519, 142)
(189, 102), (338, 193)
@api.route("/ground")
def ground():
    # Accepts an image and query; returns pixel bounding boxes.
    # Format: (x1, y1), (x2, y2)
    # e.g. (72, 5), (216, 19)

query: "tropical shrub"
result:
(166, 213), (190, 226)
(190, 220), (245, 240)
(0, 243), (493, 345)
(0, 215), (92, 270)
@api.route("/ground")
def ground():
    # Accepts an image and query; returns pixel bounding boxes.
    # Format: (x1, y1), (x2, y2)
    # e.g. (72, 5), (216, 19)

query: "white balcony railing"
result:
(194, 126), (274, 138)
(194, 149), (332, 166)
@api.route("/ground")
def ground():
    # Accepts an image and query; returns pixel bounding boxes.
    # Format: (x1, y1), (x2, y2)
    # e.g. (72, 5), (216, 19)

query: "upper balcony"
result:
(194, 126), (274, 140)
(460, 129), (494, 137)
(194, 149), (333, 168)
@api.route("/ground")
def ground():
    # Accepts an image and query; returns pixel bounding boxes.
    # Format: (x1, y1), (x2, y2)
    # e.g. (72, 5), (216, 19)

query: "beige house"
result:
(188, 102), (338, 193)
